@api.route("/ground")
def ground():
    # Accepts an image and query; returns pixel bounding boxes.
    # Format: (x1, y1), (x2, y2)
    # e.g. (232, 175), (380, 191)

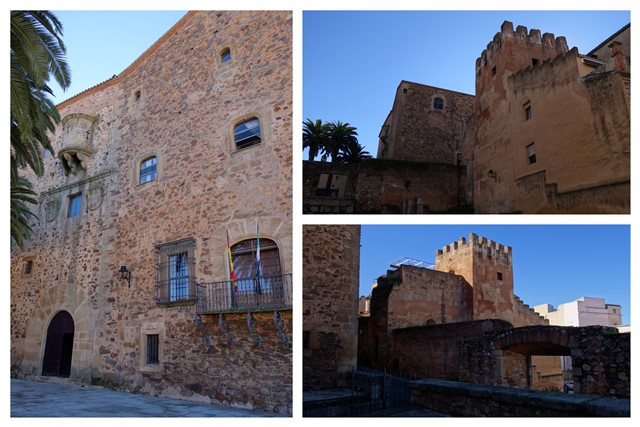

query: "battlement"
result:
(436, 233), (512, 258)
(475, 20), (569, 74)
(509, 46), (580, 83)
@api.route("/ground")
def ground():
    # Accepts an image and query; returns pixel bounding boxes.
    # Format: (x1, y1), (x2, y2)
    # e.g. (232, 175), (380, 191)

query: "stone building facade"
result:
(303, 225), (361, 391)
(11, 11), (293, 414)
(303, 20), (630, 214)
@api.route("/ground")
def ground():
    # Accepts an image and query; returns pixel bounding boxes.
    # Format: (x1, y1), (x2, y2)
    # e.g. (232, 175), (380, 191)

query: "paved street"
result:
(10, 379), (289, 417)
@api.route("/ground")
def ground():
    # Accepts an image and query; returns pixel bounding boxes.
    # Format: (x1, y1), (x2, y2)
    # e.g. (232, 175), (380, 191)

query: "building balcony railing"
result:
(196, 273), (292, 314)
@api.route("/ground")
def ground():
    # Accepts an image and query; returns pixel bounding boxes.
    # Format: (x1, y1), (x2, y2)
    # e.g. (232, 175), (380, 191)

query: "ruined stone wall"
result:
(303, 225), (361, 391)
(11, 11), (293, 413)
(387, 266), (473, 329)
(391, 319), (512, 380)
(302, 161), (358, 214)
(379, 81), (474, 165)
(355, 159), (461, 213)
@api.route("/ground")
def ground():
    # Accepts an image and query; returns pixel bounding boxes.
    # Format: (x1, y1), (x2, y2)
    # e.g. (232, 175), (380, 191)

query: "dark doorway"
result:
(42, 311), (74, 377)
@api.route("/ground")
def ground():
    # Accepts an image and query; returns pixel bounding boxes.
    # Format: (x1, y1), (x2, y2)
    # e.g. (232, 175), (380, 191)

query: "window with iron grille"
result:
(146, 334), (159, 365)
(155, 238), (196, 303)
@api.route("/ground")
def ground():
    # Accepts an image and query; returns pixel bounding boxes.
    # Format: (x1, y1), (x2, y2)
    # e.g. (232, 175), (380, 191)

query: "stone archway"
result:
(42, 311), (75, 377)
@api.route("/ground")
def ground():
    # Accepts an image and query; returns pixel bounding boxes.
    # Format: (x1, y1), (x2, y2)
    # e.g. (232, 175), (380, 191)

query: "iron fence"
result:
(196, 273), (292, 313)
(350, 366), (413, 416)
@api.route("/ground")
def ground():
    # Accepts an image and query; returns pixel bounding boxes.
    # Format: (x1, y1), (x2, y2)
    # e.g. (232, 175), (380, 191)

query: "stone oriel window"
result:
(139, 156), (157, 184)
(221, 48), (231, 63)
(527, 143), (537, 164)
(67, 193), (83, 218)
(234, 118), (261, 150)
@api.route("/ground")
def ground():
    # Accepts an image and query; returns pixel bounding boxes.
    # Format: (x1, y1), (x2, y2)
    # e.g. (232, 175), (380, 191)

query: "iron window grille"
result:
(146, 334), (159, 364)
(155, 238), (196, 303)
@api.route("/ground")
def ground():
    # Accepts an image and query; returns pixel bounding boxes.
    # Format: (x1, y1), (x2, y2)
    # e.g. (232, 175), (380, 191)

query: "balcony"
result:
(196, 273), (292, 314)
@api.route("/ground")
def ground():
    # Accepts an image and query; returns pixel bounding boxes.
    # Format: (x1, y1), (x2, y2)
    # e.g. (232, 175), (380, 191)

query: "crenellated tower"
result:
(474, 21), (569, 213)
(435, 233), (514, 322)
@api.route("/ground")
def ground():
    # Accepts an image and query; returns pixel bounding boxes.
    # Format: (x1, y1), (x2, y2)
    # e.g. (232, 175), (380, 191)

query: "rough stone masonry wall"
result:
(11, 11), (293, 414)
(303, 225), (361, 390)
(355, 159), (461, 213)
(391, 319), (512, 380)
(385, 81), (474, 165)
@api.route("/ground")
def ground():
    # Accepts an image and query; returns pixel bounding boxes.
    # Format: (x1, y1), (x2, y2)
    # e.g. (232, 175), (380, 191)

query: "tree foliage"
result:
(303, 118), (371, 163)
(10, 11), (70, 247)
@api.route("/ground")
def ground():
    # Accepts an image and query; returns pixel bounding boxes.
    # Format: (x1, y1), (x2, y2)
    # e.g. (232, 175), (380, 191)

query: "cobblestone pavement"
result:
(10, 379), (289, 417)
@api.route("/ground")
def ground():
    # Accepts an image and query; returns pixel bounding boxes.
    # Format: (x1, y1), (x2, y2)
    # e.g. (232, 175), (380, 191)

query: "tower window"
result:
(433, 97), (444, 110)
(497, 272), (503, 281)
(221, 48), (231, 63)
(527, 143), (537, 164)
(524, 102), (532, 120)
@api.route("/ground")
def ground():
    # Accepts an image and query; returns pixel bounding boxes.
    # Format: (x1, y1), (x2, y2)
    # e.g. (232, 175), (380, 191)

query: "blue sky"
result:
(48, 11), (187, 102)
(303, 10), (631, 158)
(359, 225), (631, 325)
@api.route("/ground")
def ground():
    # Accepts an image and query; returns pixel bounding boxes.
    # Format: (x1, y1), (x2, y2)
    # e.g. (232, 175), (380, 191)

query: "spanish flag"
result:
(226, 228), (238, 292)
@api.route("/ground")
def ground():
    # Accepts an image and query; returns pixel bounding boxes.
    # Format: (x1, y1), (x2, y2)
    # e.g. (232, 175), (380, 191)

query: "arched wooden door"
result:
(41, 311), (74, 377)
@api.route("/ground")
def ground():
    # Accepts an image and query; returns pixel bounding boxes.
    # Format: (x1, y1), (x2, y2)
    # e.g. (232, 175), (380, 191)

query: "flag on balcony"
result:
(255, 222), (263, 294)
(226, 228), (238, 292)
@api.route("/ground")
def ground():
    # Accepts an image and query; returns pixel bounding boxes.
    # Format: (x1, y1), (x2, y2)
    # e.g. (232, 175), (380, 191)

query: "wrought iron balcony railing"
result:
(196, 273), (292, 314)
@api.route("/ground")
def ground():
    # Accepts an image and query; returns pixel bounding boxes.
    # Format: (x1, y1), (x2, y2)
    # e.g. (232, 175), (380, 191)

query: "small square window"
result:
(527, 143), (537, 164)
(68, 193), (82, 218)
(497, 272), (503, 281)
(146, 334), (159, 365)
(23, 260), (33, 276)
(433, 97), (444, 110)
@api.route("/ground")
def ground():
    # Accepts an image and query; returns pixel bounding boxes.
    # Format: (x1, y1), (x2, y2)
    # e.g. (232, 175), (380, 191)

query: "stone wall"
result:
(302, 159), (464, 214)
(391, 320), (512, 380)
(11, 11), (293, 414)
(410, 379), (630, 417)
(303, 225), (361, 391)
(378, 81), (474, 165)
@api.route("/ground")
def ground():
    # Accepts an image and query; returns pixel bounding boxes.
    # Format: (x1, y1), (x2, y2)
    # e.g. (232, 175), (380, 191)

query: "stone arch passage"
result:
(41, 311), (75, 377)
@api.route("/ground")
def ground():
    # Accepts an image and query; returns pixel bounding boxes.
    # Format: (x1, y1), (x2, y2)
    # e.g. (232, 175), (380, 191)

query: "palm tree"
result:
(336, 140), (372, 164)
(10, 11), (71, 246)
(303, 118), (330, 161)
(327, 121), (358, 162)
